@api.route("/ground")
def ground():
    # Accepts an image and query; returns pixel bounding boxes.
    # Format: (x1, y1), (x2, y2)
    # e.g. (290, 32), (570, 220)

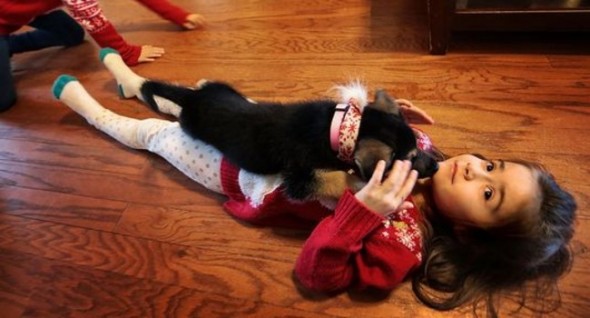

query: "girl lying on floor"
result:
(51, 48), (577, 316)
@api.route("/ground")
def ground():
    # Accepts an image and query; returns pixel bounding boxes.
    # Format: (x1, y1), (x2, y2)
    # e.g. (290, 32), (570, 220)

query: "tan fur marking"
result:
(314, 170), (365, 199)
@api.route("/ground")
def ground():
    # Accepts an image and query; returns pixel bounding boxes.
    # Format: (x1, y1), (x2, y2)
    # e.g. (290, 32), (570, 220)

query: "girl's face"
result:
(431, 154), (539, 228)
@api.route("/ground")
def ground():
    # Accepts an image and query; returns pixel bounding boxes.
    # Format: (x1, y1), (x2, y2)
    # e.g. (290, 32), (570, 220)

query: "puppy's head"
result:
(353, 90), (438, 180)
(354, 140), (438, 181)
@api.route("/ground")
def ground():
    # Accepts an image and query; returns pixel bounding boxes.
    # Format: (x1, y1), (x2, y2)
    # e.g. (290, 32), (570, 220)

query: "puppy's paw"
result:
(195, 79), (210, 89)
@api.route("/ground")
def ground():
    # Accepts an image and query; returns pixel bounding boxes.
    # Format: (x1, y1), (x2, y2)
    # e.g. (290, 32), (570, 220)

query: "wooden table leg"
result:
(427, 0), (455, 55)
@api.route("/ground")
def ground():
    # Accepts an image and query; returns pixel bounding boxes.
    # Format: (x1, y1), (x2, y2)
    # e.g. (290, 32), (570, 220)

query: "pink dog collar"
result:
(330, 98), (361, 163)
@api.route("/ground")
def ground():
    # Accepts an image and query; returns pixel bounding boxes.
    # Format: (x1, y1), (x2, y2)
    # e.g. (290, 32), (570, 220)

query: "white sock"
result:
(99, 48), (145, 100)
(53, 75), (107, 121)
(53, 75), (226, 193)
(53, 74), (159, 150)
(100, 48), (184, 118)
(153, 95), (182, 117)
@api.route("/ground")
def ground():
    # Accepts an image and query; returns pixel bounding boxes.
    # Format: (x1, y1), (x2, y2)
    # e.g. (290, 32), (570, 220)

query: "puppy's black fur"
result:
(140, 80), (438, 199)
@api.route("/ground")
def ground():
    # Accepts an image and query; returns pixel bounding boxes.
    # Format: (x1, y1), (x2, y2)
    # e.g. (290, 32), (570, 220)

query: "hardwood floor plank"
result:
(0, 215), (428, 318)
(0, 214), (299, 302)
(114, 203), (306, 258)
(0, 249), (336, 318)
(0, 289), (28, 318)
(0, 186), (124, 231)
(0, 138), (148, 175)
(0, 161), (225, 211)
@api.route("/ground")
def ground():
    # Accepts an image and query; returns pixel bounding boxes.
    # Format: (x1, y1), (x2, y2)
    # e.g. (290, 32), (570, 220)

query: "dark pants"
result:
(1, 10), (85, 112)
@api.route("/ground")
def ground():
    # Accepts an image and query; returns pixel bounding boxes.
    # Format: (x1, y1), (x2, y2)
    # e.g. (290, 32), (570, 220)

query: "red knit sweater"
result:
(217, 130), (434, 293)
(0, 0), (189, 65)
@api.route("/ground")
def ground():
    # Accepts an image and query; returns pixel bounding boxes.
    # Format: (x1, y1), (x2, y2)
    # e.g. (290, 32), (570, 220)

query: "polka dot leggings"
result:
(87, 101), (224, 194)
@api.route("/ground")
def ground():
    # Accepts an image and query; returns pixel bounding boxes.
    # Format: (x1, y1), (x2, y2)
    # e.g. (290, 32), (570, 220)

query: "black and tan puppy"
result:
(140, 80), (438, 200)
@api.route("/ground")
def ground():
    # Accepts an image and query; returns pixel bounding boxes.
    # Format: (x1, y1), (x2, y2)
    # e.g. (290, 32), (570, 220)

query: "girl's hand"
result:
(183, 13), (206, 30)
(396, 99), (434, 125)
(355, 160), (418, 216)
(138, 45), (165, 63)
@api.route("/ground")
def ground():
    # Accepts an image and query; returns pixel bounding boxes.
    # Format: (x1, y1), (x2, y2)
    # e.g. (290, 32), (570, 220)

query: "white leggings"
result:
(87, 95), (225, 194)
(86, 94), (284, 203)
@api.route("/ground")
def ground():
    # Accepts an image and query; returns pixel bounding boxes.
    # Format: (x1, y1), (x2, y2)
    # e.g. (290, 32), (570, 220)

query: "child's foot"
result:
(52, 75), (106, 121)
(99, 48), (146, 99)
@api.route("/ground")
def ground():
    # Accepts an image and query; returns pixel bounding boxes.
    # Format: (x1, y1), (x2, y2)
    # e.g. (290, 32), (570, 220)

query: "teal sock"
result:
(52, 74), (78, 99)
(99, 47), (119, 62)
(52, 75), (107, 121)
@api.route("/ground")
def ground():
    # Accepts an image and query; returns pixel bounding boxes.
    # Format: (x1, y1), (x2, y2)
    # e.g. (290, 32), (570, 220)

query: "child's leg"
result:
(99, 48), (182, 118)
(52, 75), (224, 193)
(0, 37), (16, 111)
(8, 10), (84, 55)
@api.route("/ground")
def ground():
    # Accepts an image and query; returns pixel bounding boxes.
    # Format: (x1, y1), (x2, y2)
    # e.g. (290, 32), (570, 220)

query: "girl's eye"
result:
(486, 161), (495, 172)
(484, 187), (494, 201)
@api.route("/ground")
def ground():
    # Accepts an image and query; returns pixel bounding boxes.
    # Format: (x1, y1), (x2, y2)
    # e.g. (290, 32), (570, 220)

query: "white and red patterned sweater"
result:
(218, 129), (434, 293)
(0, 0), (189, 65)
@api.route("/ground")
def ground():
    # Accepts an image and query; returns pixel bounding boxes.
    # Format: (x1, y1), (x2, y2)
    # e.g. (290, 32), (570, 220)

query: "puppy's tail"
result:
(140, 80), (194, 114)
(330, 80), (368, 109)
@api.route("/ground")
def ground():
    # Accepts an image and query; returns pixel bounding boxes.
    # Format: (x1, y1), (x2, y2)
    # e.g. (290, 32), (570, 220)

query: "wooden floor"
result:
(2, 0), (589, 317)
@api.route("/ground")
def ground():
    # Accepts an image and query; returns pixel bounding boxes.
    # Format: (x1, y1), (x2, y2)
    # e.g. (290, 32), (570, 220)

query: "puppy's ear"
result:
(353, 138), (394, 181)
(370, 89), (400, 116)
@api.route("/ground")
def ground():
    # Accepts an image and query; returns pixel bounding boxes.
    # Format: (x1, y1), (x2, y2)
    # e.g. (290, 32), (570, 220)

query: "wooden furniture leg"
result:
(427, 0), (455, 55)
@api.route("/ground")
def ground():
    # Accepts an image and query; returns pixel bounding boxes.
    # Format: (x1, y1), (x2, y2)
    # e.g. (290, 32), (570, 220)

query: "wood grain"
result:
(1, 0), (589, 317)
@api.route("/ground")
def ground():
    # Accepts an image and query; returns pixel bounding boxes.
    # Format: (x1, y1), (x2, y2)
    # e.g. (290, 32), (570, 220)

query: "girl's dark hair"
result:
(412, 157), (577, 317)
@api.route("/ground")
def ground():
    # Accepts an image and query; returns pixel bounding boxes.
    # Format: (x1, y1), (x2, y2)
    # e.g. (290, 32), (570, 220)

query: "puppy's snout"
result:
(411, 151), (439, 178)
(355, 158), (376, 181)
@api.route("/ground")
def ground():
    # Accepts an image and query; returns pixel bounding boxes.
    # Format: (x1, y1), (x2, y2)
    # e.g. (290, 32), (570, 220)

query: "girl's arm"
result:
(397, 99), (434, 125)
(294, 190), (420, 292)
(61, 0), (163, 65)
(295, 161), (420, 292)
(133, 0), (205, 29)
